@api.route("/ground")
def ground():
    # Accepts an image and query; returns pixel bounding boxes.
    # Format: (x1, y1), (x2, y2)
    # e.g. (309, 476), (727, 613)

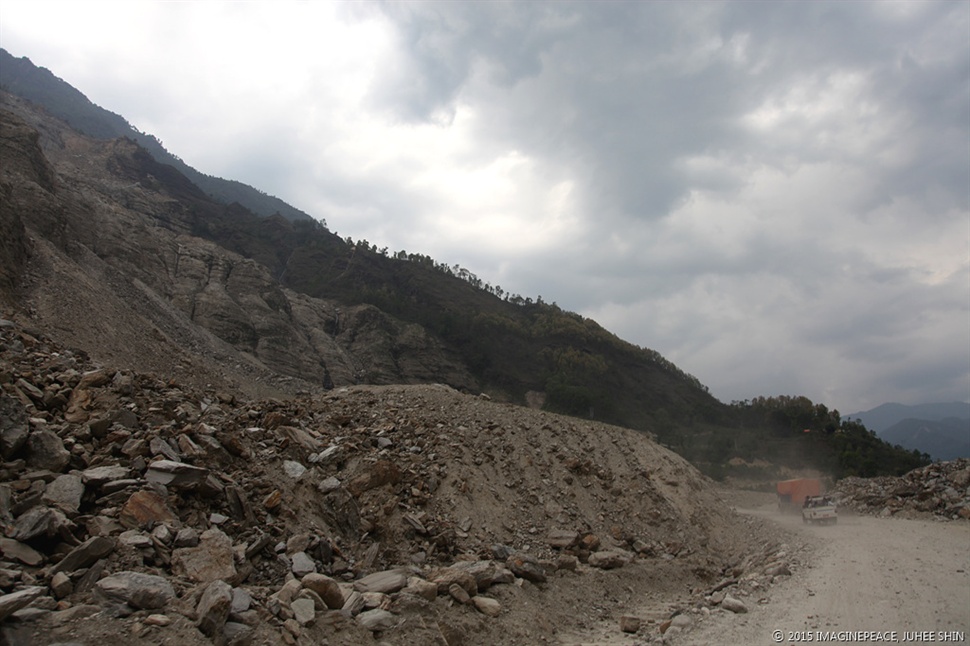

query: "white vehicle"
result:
(802, 495), (838, 525)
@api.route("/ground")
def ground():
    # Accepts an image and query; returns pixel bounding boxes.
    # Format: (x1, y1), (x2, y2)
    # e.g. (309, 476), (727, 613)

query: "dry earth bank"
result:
(1, 320), (793, 645)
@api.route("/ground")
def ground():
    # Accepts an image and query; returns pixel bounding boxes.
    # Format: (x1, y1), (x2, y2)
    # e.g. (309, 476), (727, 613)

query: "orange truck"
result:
(776, 478), (822, 514)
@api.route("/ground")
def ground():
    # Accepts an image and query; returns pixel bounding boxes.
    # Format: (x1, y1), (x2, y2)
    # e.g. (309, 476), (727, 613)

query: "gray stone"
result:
(15, 378), (44, 402)
(11, 506), (70, 542)
(95, 571), (175, 609)
(230, 587), (253, 615)
(74, 559), (107, 595)
(80, 465), (130, 487)
(506, 552), (547, 583)
(291, 597), (316, 625)
(88, 417), (112, 438)
(353, 569), (408, 594)
(100, 479), (139, 495)
(546, 529), (579, 549)
(472, 595), (501, 617)
(0, 394), (29, 460)
(173, 528), (237, 583)
(119, 490), (176, 529)
(671, 614), (692, 628)
(430, 568), (479, 596)
(450, 560), (515, 591)
(765, 563), (791, 577)
(149, 437), (180, 461)
(556, 554), (579, 571)
(174, 527), (200, 547)
(145, 459), (209, 487)
(283, 460), (306, 479)
(118, 530), (153, 549)
(285, 533), (311, 554)
(223, 621), (254, 646)
(356, 608), (398, 632)
(272, 578), (303, 606)
(50, 572), (73, 599)
(404, 577), (438, 601)
(225, 486), (256, 524)
(0, 538), (44, 566)
(151, 523), (173, 545)
(0, 586), (45, 622)
(309, 445), (343, 465)
(360, 591), (388, 610)
(620, 615), (641, 633)
(402, 512), (427, 534)
(0, 567), (20, 587)
(588, 550), (631, 570)
(112, 409), (139, 429)
(49, 604), (100, 625)
(721, 595), (748, 614)
(448, 582), (471, 604)
(120, 437), (148, 459)
(297, 588), (327, 612)
(196, 579), (232, 637)
(26, 430), (70, 472)
(341, 590), (365, 616)
(317, 476), (341, 494)
(144, 613), (171, 626)
(290, 551), (316, 577)
(301, 573), (344, 609)
(42, 474), (84, 515)
(112, 373), (135, 396)
(12, 606), (51, 622)
(0, 484), (11, 524)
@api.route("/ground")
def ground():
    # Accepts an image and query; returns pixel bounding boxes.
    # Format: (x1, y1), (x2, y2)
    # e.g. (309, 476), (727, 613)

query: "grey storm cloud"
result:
(2, 0), (965, 411)
(372, 1), (969, 224)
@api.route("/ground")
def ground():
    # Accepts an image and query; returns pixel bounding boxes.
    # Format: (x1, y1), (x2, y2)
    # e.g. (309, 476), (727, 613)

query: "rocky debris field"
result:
(833, 459), (970, 521)
(0, 319), (799, 645)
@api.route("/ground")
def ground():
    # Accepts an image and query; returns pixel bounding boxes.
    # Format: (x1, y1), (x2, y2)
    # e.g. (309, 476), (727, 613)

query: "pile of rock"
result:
(651, 516), (805, 641)
(833, 459), (970, 520)
(0, 319), (761, 644)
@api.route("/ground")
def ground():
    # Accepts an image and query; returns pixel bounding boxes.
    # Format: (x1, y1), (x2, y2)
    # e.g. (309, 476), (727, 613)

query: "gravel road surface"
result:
(679, 507), (970, 646)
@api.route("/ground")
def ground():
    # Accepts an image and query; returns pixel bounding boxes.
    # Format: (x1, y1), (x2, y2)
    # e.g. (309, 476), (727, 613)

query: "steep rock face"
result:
(0, 109), (48, 302)
(0, 183), (28, 303)
(0, 94), (478, 394)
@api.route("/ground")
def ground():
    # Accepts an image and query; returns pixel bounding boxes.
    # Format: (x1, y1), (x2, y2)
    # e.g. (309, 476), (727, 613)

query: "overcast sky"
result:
(2, 1), (968, 413)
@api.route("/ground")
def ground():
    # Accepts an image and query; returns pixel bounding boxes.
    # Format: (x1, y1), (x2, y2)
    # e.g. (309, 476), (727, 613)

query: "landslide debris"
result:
(1, 94), (477, 401)
(834, 459), (970, 521)
(0, 319), (790, 645)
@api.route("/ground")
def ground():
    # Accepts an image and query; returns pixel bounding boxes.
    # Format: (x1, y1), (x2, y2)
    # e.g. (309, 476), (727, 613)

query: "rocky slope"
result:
(1, 87), (815, 645)
(0, 320), (798, 645)
(833, 459), (970, 521)
(1, 93), (476, 399)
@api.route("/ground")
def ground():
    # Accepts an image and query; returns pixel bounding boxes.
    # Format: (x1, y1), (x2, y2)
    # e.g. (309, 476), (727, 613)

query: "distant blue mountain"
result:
(844, 402), (970, 461)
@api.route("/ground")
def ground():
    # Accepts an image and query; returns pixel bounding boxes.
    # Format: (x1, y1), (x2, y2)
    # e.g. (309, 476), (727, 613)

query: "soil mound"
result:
(0, 320), (788, 644)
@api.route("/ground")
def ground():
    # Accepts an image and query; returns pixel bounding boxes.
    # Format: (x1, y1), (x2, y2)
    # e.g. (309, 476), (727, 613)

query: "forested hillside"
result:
(0, 50), (930, 482)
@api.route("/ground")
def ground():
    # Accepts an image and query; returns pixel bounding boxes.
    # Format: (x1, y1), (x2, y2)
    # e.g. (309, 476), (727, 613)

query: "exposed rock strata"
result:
(1, 96), (477, 399)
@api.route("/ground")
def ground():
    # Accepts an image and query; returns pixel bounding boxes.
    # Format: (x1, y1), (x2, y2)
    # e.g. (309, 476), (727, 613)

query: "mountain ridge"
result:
(0, 47), (315, 223)
(845, 402), (970, 461)
(844, 401), (970, 432)
(0, 52), (929, 480)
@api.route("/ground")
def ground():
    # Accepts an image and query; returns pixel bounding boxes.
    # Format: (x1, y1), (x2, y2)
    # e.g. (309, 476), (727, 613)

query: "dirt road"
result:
(677, 508), (970, 645)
